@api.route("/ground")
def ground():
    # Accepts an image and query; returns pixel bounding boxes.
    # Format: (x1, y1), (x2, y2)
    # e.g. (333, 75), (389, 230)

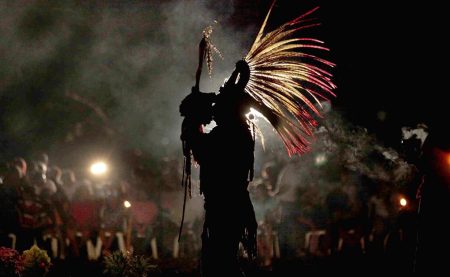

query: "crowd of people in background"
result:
(0, 150), (419, 273)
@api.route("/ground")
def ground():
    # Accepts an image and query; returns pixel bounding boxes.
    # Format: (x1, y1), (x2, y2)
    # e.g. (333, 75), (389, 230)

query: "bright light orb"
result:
(400, 198), (407, 207)
(90, 161), (107, 175)
(124, 200), (131, 208)
(246, 108), (267, 122)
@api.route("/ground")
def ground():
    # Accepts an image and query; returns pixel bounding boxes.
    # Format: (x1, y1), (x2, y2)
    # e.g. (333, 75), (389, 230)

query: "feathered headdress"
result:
(244, 1), (336, 155)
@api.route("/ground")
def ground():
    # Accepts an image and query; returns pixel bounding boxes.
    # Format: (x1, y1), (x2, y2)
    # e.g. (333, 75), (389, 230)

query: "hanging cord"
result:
(178, 146), (192, 242)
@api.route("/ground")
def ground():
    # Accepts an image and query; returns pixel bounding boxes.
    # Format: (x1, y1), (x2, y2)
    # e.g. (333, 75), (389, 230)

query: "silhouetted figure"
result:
(409, 126), (450, 274)
(180, 60), (276, 276)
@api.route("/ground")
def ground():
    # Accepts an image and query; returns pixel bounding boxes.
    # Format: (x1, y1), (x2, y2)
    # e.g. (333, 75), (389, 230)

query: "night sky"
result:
(317, 1), (446, 147)
(0, 0), (446, 168)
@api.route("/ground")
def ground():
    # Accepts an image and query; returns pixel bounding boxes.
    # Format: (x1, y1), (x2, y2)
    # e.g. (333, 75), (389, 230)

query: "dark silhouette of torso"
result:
(185, 81), (257, 276)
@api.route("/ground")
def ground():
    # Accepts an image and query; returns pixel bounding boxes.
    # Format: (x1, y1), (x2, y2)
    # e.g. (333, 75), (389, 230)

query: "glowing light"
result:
(124, 200), (131, 208)
(244, 4), (335, 155)
(447, 154), (450, 167)
(315, 153), (327, 166)
(400, 198), (407, 207)
(90, 162), (107, 175)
